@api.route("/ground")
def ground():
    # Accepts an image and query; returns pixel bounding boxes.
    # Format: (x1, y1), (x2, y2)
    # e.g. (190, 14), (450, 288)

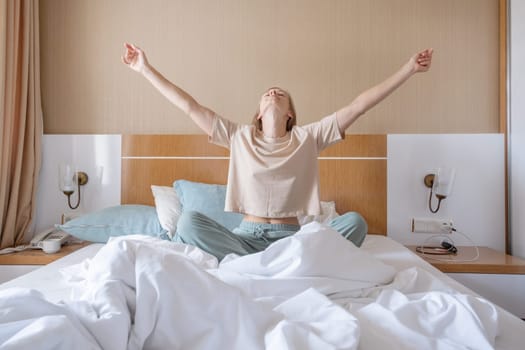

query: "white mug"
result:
(42, 240), (61, 254)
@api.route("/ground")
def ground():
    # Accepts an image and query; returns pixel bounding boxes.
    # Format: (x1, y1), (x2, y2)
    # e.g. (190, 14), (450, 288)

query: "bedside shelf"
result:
(406, 246), (525, 274)
(0, 242), (91, 265)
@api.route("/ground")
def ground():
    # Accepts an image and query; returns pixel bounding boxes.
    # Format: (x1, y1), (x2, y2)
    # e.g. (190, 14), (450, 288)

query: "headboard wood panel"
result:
(122, 134), (387, 235)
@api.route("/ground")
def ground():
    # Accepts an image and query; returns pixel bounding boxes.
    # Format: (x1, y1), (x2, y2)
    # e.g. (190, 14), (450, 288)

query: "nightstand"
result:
(406, 246), (525, 274)
(407, 245), (525, 318)
(0, 242), (91, 284)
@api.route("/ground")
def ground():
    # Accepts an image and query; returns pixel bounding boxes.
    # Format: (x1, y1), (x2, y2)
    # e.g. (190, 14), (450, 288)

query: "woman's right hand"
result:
(121, 43), (148, 73)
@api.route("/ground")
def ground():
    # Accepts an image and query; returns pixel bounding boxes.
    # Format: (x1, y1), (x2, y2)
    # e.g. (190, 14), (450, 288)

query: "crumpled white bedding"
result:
(0, 223), (517, 349)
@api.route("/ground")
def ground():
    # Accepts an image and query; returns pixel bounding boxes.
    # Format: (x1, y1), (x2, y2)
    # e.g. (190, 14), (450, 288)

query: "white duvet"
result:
(0, 223), (510, 349)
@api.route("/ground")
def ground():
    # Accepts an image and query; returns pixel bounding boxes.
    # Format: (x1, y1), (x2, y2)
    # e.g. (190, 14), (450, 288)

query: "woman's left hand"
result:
(409, 48), (433, 73)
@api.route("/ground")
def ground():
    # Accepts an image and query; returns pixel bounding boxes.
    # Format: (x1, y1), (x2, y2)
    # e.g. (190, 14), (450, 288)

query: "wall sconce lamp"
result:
(424, 167), (455, 213)
(59, 164), (88, 210)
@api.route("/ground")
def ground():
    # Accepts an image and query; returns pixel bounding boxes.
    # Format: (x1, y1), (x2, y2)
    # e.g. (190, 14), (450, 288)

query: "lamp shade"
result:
(433, 167), (456, 198)
(58, 163), (78, 194)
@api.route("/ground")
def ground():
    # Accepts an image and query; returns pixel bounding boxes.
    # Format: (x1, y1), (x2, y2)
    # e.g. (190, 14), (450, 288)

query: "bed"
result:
(0, 134), (524, 350)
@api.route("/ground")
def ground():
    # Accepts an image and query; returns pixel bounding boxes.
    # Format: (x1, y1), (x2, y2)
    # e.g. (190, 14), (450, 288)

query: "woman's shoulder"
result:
(300, 113), (337, 130)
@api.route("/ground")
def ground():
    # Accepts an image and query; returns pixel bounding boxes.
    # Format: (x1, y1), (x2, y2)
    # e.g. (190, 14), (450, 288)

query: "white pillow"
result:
(151, 185), (182, 239)
(297, 201), (339, 226)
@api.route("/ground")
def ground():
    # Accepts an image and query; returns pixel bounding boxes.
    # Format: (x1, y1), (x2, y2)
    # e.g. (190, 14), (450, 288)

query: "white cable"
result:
(0, 245), (34, 255)
(416, 227), (480, 263)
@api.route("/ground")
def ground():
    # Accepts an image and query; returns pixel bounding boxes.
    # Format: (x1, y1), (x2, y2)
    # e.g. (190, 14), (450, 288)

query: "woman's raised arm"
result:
(122, 43), (215, 135)
(335, 48), (433, 132)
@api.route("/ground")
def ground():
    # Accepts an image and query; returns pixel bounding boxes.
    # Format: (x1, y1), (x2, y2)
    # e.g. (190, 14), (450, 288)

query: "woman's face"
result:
(259, 87), (291, 118)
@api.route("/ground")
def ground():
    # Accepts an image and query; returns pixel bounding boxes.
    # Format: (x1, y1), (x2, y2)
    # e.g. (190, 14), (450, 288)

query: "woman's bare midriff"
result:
(243, 215), (299, 225)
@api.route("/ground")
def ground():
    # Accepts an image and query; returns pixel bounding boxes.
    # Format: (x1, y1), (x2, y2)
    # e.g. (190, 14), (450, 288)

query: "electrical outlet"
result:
(411, 218), (454, 234)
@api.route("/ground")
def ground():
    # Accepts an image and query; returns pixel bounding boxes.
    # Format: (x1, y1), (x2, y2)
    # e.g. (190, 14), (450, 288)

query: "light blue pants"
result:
(174, 210), (368, 261)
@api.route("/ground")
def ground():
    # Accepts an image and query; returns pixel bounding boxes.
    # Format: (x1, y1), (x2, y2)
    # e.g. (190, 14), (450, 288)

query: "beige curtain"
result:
(0, 0), (43, 248)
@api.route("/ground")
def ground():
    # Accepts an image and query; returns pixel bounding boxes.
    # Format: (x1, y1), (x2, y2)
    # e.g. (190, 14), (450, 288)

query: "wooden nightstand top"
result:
(0, 242), (91, 265)
(406, 246), (525, 274)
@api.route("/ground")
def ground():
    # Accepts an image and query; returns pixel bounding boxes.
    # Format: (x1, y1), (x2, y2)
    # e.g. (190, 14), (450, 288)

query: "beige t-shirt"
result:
(210, 113), (344, 217)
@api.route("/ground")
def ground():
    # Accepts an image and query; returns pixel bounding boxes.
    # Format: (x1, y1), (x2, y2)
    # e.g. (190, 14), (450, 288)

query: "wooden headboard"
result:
(121, 135), (387, 235)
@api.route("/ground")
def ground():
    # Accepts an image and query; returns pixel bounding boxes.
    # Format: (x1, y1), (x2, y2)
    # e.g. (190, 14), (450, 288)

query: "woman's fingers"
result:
(121, 42), (147, 73)
(122, 52), (133, 65)
(122, 43), (139, 66)
(416, 48), (433, 68)
(417, 58), (431, 66)
(417, 48), (433, 58)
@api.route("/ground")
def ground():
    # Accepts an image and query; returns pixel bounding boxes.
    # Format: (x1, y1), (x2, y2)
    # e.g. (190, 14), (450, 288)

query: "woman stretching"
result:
(122, 43), (433, 260)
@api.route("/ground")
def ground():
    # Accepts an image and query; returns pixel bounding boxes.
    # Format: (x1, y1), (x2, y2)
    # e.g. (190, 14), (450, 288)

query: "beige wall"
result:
(40, 0), (500, 134)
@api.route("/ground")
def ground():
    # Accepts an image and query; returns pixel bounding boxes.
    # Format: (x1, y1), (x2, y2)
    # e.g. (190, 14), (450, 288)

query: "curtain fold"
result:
(0, 0), (43, 248)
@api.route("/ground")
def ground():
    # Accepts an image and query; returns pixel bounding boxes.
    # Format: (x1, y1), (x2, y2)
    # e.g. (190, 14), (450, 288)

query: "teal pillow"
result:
(174, 180), (243, 231)
(58, 205), (168, 243)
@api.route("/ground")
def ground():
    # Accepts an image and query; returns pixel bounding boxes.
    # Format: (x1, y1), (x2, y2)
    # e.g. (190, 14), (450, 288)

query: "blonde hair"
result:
(252, 87), (297, 132)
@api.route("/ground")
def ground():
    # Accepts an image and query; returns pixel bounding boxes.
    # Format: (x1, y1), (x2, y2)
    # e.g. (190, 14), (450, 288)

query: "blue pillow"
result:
(58, 205), (168, 243)
(174, 180), (243, 231)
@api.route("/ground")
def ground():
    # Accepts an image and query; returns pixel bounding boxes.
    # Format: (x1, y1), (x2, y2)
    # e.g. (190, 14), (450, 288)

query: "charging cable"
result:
(416, 227), (480, 263)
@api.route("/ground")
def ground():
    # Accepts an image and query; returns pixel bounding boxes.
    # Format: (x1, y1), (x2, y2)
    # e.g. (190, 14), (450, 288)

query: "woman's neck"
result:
(260, 111), (288, 138)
